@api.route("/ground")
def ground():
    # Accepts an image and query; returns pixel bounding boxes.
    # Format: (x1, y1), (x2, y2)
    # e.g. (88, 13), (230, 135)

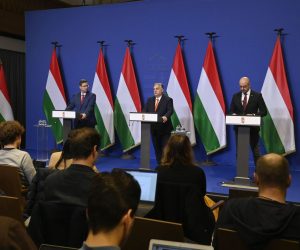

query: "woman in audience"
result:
(157, 134), (206, 195)
(0, 121), (36, 189)
(148, 134), (215, 245)
(48, 139), (73, 169)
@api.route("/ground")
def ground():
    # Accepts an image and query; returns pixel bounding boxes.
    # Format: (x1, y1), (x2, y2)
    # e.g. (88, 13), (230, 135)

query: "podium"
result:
(52, 110), (76, 143)
(129, 112), (159, 169)
(225, 115), (261, 186)
(34, 120), (51, 161)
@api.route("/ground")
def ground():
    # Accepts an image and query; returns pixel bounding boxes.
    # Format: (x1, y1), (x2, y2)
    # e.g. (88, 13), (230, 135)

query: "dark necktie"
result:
(81, 94), (85, 104)
(242, 93), (247, 111)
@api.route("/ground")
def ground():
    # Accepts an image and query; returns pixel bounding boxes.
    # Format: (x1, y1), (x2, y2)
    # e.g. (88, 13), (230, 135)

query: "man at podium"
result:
(66, 79), (96, 129)
(230, 76), (267, 164)
(144, 83), (173, 164)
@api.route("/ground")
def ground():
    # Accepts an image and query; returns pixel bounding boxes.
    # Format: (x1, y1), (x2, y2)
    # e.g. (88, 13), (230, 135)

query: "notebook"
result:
(124, 169), (158, 203)
(148, 239), (214, 250)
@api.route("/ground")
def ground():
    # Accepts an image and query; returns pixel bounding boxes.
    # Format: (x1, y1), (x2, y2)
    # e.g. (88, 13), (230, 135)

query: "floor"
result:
(95, 154), (300, 203)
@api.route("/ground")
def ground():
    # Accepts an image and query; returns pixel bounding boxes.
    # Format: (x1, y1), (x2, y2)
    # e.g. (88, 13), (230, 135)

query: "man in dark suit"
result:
(43, 127), (100, 207)
(66, 79), (96, 128)
(144, 83), (174, 163)
(230, 76), (267, 164)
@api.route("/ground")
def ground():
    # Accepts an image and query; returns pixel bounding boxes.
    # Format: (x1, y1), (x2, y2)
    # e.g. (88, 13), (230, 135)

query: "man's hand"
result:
(80, 113), (87, 120)
(162, 116), (168, 123)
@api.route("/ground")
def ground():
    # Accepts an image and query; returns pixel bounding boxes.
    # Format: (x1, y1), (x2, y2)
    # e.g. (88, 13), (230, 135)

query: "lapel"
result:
(156, 95), (164, 112)
(236, 92), (243, 110)
(247, 91), (255, 107)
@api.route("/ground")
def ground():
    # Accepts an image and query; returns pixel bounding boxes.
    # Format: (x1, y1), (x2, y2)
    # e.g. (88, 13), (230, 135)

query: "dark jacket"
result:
(143, 94), (174, 135)
(66, 91), (96, 128)
(230, 90), (267, 117)
(148, 164), (214, 245)
(43, 164), (97, 207)
(214, 197), (300, 250)
(24, 168), (57, 217)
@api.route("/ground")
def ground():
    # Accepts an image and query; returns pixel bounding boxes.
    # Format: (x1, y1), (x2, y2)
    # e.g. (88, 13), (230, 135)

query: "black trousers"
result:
(151, 130), (171, 164)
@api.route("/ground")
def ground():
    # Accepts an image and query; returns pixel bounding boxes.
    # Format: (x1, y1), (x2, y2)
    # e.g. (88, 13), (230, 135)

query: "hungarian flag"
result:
(43, 48), (67, 144)
(166, 43), (196, 145)
(261, 37), (295, 155)
(92, 48), (114, 150)
(114, 47), (141, 152)
(0, 60), (14, 122)
(193, 41), (226, 154)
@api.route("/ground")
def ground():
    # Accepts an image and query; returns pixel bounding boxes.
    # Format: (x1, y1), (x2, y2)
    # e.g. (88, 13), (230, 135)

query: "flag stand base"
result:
(121, 152), (135, 160)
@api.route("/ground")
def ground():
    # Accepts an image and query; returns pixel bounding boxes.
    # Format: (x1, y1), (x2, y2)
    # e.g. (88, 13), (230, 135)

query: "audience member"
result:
(48, 139), (73, 169)
(43, 127), (100, 206)
(79, 169), (141, 250)
(147, 134), (215, 244)
(158, 134), (206, 195)
(0, 121), (36, 189)
(0, 215), (37, 250)
(213, 153), (300, 250)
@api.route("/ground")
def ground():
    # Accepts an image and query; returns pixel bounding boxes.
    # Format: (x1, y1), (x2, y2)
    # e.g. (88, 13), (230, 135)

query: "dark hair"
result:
(54, 139), (73, 169)
(87, 169), (141, 234)
(161, 134), (196, 167)
(69, 128), (100, 159)
(79, 79), (88, 86)
(0, 121), (25, 146)
(256, 153), (290, 189)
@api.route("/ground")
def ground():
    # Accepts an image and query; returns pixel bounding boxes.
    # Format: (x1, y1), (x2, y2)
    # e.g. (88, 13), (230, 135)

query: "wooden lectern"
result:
(225, 115), (261, 186)
(52, 110), (76, 143)
(129, 112), (159, 169)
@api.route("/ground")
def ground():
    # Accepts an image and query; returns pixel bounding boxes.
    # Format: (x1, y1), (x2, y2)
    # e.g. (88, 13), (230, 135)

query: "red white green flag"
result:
(92, 48), (114, 150)
(166, 43), (196, 145)
(0, 60), (14, 122)
(193, 41), (226, 154)
(114, 47), (141, 152)
(43, 48), (67, 144)
(261, 37), (295, 154)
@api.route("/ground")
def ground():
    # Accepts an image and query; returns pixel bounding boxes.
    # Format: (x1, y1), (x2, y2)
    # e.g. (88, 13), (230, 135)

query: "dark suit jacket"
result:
(230, 90), (267, 133)
(66, 91), (96, 127)
(156, 163), (207, 196)
(147, 164), (214, 244)
(143, 94), (174, 135)
(43, 164), (96, 207)
(230, 90), (267, 117)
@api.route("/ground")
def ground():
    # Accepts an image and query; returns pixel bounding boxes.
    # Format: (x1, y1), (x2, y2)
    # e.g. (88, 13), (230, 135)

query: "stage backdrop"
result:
(26, 0), (300, 169)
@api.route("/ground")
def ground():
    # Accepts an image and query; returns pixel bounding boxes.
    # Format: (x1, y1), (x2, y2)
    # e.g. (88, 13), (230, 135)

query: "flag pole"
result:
(198, 32), (219, 167)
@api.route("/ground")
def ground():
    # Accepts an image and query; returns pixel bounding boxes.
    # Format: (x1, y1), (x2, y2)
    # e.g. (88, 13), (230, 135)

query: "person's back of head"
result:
(68, 127), (100, 160)
(255, 153), (290, 190)
(161, 134), (195, 167)
(0, 121), (24, 146)
(85, 169), (141, 247)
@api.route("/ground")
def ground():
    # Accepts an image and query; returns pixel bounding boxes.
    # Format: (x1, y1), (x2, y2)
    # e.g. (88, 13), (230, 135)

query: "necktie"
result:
(154, 98), (159, 111)
(242, 93), (247, 111)
(81, 94), (85, 104)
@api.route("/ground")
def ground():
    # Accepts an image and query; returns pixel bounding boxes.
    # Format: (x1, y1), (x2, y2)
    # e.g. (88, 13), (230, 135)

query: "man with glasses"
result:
(66, 79), (96, 128)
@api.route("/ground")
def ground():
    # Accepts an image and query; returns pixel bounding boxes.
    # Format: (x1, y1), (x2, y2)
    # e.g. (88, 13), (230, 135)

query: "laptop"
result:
(124, 169), (158, 203)
(123, 217), (185, 250)
(148, 239), (214, 250)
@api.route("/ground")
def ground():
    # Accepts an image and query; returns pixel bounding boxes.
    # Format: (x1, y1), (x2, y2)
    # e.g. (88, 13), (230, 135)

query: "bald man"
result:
(230, 77), (267, 164)
(213, 153), (300, 249)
